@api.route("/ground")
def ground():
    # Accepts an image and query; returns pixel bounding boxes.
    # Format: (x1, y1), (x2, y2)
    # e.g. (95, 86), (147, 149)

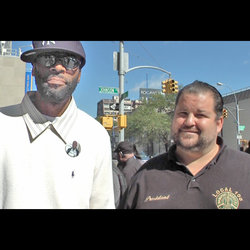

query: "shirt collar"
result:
(21, 91), (78, 142)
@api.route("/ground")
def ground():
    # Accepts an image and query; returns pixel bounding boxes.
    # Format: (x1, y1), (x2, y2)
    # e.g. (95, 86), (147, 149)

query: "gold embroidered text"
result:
(144, 195), (170, 202)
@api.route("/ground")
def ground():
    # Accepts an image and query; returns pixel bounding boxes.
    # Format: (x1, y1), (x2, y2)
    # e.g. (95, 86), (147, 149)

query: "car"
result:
(139, 151), (150, 163)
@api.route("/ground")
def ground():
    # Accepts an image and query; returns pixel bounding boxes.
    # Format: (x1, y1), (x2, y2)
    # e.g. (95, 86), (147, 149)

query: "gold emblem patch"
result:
(212, 187), (243, 209)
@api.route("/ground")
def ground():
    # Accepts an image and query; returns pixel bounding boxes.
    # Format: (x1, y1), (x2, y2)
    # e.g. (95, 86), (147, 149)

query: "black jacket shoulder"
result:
(138, 153), (169, 172)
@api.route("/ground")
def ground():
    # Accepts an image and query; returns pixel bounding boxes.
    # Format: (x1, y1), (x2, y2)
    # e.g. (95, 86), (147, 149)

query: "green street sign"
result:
(99, 86), (119, 95)
(121, 91), (128, 100)
(239, 125), (245, 131)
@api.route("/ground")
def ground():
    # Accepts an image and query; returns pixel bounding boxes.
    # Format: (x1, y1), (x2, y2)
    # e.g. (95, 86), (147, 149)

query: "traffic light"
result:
(162, 79), (179, 94)
(223, 108), (228, 118)
(101, 116), (113, 130)
(168, 79), (179, 94)
(161, 80), (168, 93)
(118, 115), (127, 129)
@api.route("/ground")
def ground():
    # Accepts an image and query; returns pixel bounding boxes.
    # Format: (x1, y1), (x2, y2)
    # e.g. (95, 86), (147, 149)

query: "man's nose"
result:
(50, 63), (67, 74)
(184, 113), (196, 126)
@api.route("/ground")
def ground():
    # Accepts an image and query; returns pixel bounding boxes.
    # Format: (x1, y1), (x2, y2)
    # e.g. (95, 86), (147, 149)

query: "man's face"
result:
(171, 92), (223, 153)
(32, 53), (81, 104)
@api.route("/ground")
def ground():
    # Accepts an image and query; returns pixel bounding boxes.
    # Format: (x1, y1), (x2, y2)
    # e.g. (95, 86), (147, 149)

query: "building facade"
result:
(222, 87), (250, 151)
(0, 41), (26, 107)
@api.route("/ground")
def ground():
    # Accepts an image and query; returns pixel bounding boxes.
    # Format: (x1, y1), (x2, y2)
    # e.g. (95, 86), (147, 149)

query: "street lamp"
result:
(217, 82), (241, 150)
(116, 41), (172, 142)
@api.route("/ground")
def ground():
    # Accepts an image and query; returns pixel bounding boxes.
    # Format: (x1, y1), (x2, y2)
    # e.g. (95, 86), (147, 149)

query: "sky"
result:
(12, 41), (250, 118)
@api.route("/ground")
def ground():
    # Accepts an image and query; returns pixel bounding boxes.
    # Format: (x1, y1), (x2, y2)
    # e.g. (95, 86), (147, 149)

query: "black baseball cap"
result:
(20, 41), (86, 68)
(115, 141), (134, 154)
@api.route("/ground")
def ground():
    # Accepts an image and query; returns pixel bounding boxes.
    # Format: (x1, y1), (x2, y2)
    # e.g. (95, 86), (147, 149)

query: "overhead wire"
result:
(138, 41), (163, 68)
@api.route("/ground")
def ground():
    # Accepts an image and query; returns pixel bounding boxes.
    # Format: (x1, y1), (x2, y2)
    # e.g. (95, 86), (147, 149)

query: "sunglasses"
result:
(36, 53), (82, 70)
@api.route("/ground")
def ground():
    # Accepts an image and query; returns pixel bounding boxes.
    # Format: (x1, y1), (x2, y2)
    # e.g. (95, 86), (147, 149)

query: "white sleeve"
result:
(89, 130), (115, 209)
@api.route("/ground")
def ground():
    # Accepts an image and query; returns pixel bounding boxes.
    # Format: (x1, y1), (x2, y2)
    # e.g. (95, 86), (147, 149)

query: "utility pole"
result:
(118, 41), (125, 142)
(146, 73), (149, 102)
(115, 41), (172, 142)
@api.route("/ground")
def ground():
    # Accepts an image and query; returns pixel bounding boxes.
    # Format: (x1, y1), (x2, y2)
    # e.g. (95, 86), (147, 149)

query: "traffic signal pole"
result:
(117, 41), (172, 142)
(118, 41), (125, 142)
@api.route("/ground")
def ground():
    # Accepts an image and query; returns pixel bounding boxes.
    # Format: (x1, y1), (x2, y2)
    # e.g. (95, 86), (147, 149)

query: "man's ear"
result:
(217, 116), (224, 134)
(119, 152), (125, 158)
(77, 70), (82, 83)
(32, 64), (36, 76)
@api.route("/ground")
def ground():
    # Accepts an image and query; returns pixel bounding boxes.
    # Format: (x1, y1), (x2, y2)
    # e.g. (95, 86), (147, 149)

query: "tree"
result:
(125, 93), (176, 156)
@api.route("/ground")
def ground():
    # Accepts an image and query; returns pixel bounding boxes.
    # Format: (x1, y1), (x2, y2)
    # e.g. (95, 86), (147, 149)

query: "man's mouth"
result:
(181, 130), (199, 133)
(179, 128), (200, 135)
(47, 76), (66, 86)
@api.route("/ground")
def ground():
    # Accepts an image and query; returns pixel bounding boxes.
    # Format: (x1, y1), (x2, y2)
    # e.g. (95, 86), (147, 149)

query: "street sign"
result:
(239, 125), (245, 131)
(121, 91), (128, 100)
(99, 86), (119, 95)
(237, 134), (242, 140)
(140, 88), (162, 98)
(110, 103), (119, 111)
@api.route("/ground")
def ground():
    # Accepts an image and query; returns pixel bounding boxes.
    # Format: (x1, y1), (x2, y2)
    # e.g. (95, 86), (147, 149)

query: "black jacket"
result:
(119, 137), (250, 209)
(118, 157), (144, 185)
(112, 160), (127, 208)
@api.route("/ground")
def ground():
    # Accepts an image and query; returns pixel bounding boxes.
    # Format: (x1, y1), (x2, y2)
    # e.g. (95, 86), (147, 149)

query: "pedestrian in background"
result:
(245, 140), (250, 154)
(0, 41), (114, 209)
(119, 80), (250, 209)
(112, 158), (127, 208)
(115, 141), (144, 185)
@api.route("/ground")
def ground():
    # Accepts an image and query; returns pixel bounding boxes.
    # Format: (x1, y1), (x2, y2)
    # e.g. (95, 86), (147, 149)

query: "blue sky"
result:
(12, 41), (250, 118)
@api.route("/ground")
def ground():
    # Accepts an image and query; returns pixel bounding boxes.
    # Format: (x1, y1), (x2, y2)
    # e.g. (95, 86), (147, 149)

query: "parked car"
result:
(139, 151), (150, 163)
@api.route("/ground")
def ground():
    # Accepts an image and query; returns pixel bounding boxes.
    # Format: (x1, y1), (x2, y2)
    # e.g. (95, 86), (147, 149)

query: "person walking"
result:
(245, 141), (250, 154)
(112, 158), (127, 208)
(114, 141), (144, 185)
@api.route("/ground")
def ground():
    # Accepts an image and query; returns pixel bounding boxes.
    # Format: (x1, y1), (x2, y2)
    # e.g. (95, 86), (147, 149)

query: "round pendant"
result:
(65, 140), (81, 157)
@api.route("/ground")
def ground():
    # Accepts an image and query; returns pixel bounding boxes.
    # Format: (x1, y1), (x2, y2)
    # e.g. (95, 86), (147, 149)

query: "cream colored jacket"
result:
(0, 92), (115, 209)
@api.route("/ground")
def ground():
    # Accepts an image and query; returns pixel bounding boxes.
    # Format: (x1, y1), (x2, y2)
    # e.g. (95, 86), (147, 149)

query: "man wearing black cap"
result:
(114, 141), (144, 185)
(0, 41), (114, 209)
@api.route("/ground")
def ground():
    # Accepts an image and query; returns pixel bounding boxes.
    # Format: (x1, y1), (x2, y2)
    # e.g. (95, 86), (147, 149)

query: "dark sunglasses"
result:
(36, 53), (82, 70)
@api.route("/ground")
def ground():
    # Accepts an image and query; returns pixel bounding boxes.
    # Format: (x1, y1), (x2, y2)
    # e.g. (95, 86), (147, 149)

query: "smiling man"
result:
(171, 83), (223, 176)
(0, 41), (114, 209)
(119, 80), (250, 209)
